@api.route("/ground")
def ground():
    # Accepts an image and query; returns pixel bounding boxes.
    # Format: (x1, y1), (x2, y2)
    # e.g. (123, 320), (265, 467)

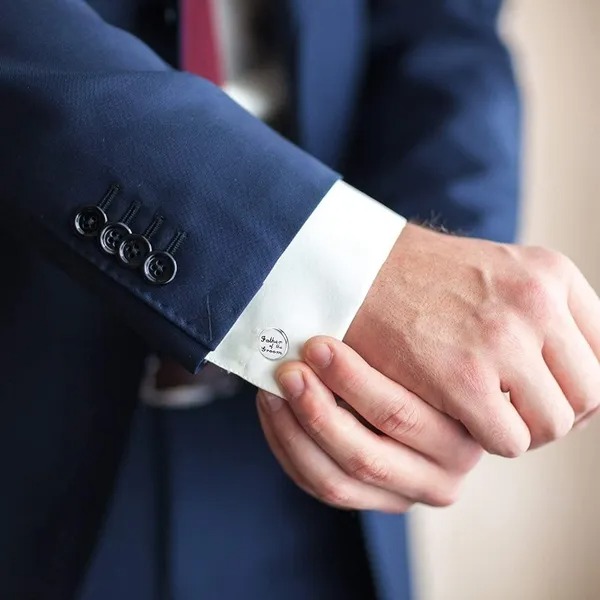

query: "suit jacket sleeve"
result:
(344, 0), (521, 242)
(0, 0), (339, 372)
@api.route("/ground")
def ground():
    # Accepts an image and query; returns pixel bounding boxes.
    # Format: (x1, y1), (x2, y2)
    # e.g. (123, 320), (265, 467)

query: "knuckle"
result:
(346, 452), (391, 485)
(273, 423), (301, 450)
(375, 399), (421, 438)
(279, 426), (303, 449)
(498, 441), (527, 459)
(533, 412), (575, 446)
(513, 274), (560, 322)
(572, 393), (600, 416)
(303, 410), (328, 439)
(554, 409), (576, 439)
(518, 276), (551, 310)
(295, 393), (329, 438)
(486, 422), (529, 458)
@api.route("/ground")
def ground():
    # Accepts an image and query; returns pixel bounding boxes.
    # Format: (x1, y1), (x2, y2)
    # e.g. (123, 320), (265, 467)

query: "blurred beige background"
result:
(410, 1), (600, 599)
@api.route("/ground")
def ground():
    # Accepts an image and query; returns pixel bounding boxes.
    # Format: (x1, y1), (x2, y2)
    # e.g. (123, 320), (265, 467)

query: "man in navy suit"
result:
(2, 1), (600, 599)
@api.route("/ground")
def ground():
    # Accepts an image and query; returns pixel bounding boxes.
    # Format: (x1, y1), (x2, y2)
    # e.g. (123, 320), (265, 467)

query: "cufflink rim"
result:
(258, 328), (290, 361)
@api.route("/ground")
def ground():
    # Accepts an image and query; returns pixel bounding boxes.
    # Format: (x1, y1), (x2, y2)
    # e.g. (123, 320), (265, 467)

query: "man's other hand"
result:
(257, 338), (482, 513)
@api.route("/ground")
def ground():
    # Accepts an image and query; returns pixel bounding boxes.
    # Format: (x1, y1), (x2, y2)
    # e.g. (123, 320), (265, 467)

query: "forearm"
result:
(0, 0), (337, 370)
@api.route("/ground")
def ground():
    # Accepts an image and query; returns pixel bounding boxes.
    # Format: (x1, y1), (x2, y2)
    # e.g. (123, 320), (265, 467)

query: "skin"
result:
(343, 224), (600, 457)
(259, 224), (600, 510)
(257, 337), (483, 513)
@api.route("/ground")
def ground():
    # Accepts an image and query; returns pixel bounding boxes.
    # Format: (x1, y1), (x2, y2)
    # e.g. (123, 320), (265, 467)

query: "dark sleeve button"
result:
(143, 251), (177, 285)
(118, 234), (152, 268)
(74, 206), (108, 238)
(100, 223), (132, 255)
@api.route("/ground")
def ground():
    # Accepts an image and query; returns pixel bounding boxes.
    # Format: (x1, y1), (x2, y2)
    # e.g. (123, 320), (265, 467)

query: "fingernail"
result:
(278, 370), (305, 400)
(260, 391), (283, 413)
(305, 342), (332, 368)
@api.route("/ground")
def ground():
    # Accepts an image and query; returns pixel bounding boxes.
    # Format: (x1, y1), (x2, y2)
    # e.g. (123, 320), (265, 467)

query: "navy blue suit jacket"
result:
(0, 1), (520, 598)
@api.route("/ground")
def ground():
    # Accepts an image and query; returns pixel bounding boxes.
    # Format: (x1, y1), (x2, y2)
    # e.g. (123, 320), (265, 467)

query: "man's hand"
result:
(343, 224), (600, 457)
(257, 338), (482, 513)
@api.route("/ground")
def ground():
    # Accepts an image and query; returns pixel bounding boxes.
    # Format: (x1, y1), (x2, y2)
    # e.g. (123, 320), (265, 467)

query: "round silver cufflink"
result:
(258, 328), (289, 361)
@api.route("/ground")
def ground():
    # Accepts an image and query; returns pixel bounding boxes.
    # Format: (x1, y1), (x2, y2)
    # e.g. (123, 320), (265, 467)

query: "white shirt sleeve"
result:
(205, 180), (406, 396)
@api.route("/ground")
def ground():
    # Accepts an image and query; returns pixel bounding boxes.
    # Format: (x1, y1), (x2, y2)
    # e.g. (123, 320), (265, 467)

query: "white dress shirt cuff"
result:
(206, 180), (407, 396)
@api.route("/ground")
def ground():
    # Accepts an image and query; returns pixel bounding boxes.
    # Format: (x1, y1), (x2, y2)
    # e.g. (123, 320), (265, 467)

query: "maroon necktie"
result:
(180, 0), (224, 85)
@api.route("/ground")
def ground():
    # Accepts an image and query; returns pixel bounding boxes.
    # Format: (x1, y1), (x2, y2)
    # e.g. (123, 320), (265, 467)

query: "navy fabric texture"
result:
(0, 0), (520, 599)
(343, 0), (521, 242)
(0, 0), (338, 372)
(80, 389), (378, 600)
